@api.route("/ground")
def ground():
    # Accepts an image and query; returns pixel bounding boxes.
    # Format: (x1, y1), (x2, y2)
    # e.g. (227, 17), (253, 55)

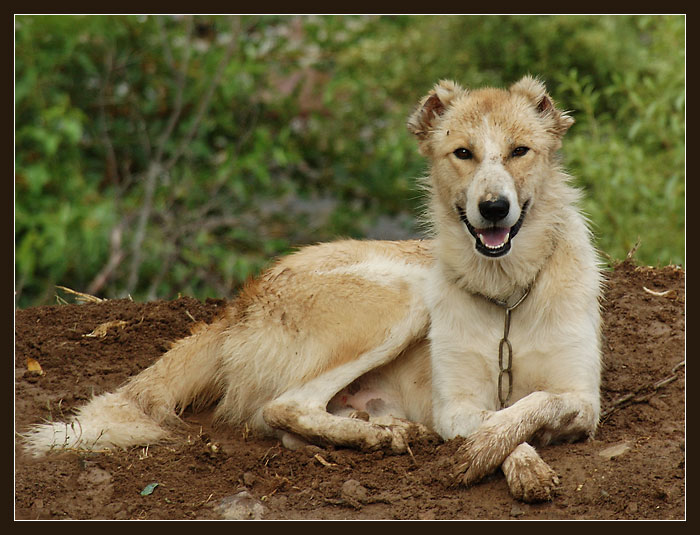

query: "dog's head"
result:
(408, 76), (574, 259)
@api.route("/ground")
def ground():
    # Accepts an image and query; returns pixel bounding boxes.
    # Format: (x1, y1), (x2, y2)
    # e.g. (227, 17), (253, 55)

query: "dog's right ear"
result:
(407, 80), (467, 141)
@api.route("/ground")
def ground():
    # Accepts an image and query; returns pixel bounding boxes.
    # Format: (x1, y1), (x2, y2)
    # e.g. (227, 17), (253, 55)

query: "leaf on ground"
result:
(26, 357), (44, 376)
(140, 482), (159, 496)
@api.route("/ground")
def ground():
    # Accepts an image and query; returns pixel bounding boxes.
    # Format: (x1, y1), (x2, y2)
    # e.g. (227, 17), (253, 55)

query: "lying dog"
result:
(24, 76), (602, 503)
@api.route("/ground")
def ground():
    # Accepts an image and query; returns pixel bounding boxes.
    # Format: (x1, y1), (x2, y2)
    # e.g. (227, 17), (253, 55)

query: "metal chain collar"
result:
(485, 286), (532, 409)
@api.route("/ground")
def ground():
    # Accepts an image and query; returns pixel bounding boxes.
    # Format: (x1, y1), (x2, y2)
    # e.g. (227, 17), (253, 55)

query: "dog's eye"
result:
(511, 146), (530, 157)
(453, 148), (473, 160)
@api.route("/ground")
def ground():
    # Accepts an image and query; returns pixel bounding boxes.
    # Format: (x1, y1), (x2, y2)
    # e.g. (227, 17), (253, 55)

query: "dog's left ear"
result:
(510, 76), (575, 137)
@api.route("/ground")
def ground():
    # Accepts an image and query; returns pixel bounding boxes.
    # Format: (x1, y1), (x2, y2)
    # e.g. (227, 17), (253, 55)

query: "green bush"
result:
(15, 15), (685, 308)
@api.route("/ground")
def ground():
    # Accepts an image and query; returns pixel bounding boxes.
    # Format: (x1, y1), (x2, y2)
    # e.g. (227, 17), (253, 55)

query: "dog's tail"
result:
(22, 318), (228, 457)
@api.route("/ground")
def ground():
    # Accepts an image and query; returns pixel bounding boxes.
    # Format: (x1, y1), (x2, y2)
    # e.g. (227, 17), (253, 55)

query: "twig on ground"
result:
(601, 360), (685, 421)
(406, 442), (419, 468)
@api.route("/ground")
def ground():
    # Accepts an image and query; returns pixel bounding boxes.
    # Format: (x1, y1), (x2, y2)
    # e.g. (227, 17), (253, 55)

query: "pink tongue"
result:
(478, 227), (510, 247)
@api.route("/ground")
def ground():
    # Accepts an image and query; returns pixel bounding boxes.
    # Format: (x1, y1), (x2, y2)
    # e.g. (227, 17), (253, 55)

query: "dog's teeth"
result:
(478, 232), (510, 249)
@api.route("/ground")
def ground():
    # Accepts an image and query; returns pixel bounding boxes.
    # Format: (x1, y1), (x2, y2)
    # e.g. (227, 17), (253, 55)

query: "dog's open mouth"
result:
(457, 200), (530, 258)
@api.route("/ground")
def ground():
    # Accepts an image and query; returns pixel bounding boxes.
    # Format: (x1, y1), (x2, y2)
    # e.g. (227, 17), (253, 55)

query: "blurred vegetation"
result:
(15, 15), (685, 308)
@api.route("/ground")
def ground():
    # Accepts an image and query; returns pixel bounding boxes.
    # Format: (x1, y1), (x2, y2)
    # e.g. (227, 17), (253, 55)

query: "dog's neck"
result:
(438, 247), (546, 304)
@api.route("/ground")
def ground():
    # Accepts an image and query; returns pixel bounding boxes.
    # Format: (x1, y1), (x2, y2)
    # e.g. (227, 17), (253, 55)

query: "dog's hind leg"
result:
(264, 397), (426, 453)
(501, 442), (560, 503)
(262, 304), (432, 453)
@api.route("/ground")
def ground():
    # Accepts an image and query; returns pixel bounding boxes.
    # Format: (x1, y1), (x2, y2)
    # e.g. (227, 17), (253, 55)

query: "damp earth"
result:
(14, 259), (685, 520)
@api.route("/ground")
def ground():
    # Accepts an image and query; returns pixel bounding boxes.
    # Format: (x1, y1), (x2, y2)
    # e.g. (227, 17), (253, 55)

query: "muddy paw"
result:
(510, 467), (559, 503)
(502, 443), (560, 503)
(374, 417), (438, 454)
(452, 433), (510, 486)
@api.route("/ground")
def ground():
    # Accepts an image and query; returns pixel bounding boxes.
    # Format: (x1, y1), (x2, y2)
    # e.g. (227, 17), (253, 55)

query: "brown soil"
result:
(14, 259), (685, 520)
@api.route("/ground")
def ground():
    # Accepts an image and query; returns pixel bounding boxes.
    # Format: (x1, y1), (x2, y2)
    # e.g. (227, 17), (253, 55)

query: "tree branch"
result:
(97, 48), (121, 189)
(154, 15), (194, 164)
(86, 219), (128, 295)
(125, 161), (161, 294)
(124, 16), (242, 296)
(155, 15), (176, 74)
(163, 16), (241, 174)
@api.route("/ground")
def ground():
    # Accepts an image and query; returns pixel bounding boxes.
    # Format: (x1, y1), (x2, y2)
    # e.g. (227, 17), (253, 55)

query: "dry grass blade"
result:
(642, 286), (674, 297)
(55, 286), (103, 304)
(84, 320), (128, 338)
(313, 453), (338, 468)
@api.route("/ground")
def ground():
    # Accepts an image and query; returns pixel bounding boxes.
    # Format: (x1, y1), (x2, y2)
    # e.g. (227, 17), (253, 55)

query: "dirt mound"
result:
(14, 259), (685, 519)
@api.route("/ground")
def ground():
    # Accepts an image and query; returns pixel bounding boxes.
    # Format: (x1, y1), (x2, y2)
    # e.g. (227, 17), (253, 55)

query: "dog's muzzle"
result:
(457, 200), (530, 258)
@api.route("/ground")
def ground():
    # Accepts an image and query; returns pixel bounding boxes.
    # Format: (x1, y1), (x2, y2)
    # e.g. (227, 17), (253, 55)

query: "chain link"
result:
(498, 317), (514, 408)
(492, 286), (531, 409)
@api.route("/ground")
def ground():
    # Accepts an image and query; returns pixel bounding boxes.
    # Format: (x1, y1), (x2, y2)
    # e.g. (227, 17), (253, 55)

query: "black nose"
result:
(478, 198), (510, 222)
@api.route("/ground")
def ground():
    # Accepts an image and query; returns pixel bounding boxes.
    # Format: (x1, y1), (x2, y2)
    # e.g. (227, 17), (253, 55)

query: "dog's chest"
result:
(428, 289), (556, 398)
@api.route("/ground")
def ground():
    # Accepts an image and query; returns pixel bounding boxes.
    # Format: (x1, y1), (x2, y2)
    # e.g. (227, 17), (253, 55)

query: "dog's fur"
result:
(23, 76), (602, 503)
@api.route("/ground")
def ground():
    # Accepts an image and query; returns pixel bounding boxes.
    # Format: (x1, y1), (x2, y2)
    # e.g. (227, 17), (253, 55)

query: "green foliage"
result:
(15, 15), (685, 308)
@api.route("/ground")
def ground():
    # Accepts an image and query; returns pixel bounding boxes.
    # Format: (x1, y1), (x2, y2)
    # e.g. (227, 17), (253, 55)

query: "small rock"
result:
(417, 510), (436, 520)
(510, 503), (529, 517)
(216, 490), (267, 520)
(242, 471), (256, 487)
(341, 479), (369, 504)
(653, 486), (669, 500)
(598, 442), (631, 460)
(281, 432), (309, 450)
(626, 501), (639, 514)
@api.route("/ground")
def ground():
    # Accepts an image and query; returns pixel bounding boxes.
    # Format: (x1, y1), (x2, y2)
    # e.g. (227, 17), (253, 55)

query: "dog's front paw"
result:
(452, 431), (511, 486)
(501, 442), (559, 502)
(506, 464), (559, 503)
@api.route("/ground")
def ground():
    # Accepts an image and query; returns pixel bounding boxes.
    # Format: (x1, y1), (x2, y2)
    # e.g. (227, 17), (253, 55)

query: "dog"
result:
(23, 76), (602, 503)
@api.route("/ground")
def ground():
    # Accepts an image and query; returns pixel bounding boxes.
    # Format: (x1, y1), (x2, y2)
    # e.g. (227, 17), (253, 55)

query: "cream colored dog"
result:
(24, 76), (602, 503)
